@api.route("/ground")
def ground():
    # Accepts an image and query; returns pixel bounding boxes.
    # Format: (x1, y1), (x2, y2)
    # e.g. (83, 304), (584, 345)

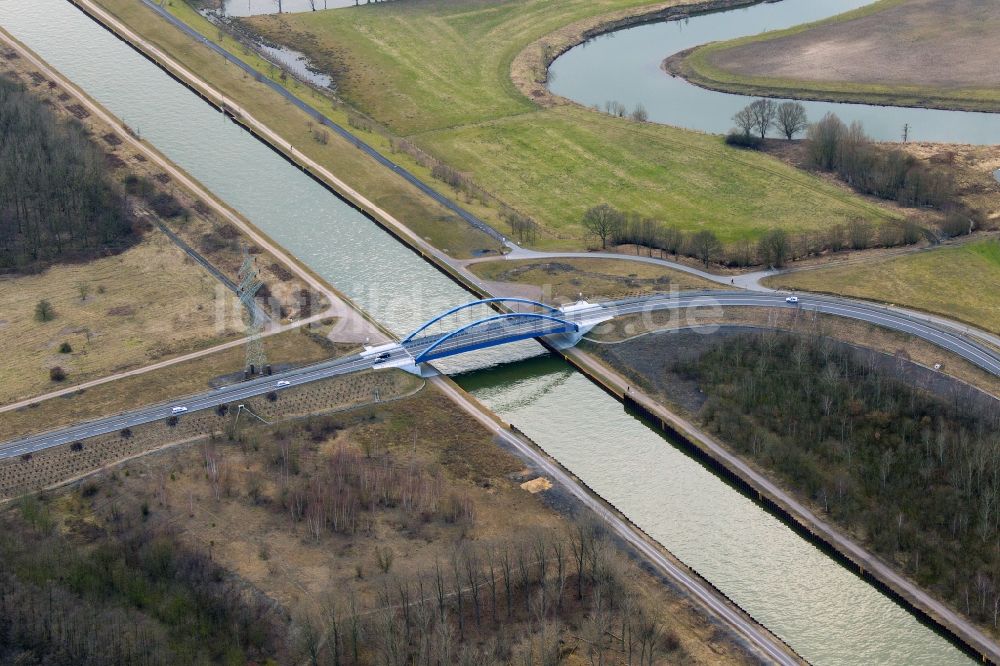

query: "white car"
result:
(170, 406), (188, 414)
(785, 296), (799, 304)
(276, 380), (291, 387)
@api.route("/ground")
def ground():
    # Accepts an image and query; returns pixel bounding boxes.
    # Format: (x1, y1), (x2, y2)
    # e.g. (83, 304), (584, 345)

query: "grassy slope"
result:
(679, 0), (1000, 113)
(0, 234), (240, 407)
(766, 239), (1000, 333)
(253, 0), (895, 247)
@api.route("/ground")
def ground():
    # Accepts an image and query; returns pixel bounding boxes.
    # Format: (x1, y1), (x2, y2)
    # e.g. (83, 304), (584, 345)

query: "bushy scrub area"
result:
(0, 496), (288, 664)
(0, 389), (734, 665)
(676, 331), (1000, 630)
(806, 114), (975, 232)
(0, 75), (135, 272)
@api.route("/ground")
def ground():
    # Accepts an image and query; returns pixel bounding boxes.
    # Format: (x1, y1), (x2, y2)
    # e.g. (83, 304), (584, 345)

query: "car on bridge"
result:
(276, 380), (290, 387)
(170, 406), (188, 414)
(374, 352), (392, 363)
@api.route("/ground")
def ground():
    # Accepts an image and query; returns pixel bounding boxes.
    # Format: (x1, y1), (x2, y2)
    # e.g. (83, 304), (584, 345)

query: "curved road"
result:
(476, 247), (1000, 350)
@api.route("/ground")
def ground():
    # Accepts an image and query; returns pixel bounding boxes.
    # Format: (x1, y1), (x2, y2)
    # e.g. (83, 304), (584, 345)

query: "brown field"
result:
(703, 0), (1000, 98)
(0, 233), (240, 408)
(0, 367), (421, 499)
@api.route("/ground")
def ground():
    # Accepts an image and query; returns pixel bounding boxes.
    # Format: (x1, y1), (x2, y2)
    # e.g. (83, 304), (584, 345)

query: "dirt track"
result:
(706, 0), (1000, 89)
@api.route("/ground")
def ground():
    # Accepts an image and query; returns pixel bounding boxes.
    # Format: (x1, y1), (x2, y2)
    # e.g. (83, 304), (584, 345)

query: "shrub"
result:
(35, 299), (55, 322)
(939, 210), (975, 238)
(166, 415), (179, 427)
(724, 131), (763, 150)
(49, 366), (66, 382)
(149, 192), (185, 218)
(58, 341), (72, 354)
(375, 546), (394, 574)
(807, 113), (956, 208)
(123, 174), (155, 197)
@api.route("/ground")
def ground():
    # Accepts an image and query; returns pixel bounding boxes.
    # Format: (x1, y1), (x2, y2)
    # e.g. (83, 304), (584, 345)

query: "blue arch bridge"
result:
(361, 298), (614, 376)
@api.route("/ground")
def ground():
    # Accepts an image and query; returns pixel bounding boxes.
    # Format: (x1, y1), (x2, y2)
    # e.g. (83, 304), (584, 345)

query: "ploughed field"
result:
(688, 0), (1000, 112)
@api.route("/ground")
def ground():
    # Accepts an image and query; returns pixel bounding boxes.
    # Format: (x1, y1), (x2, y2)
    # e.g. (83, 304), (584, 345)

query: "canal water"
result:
(0, 0), (974, 662)
(549, 0), (999, 144)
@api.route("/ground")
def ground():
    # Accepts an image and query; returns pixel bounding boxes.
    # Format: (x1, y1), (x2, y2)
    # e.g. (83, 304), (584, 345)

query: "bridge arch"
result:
(412, 312), (579, 363)
(402, 298), (561, 343)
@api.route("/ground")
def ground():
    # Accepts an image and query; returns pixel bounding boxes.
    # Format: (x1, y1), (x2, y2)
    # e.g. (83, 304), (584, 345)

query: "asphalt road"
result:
(5, 291), (998, 461)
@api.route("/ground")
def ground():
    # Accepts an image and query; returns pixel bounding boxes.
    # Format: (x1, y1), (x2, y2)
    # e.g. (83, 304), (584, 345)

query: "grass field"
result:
(93, 0), (501, 258)
(675, 0), (1000, 113)
(470, 256), (721, 303)
(0, 222), (241, 408)
(765, 239), (1000, 333)
(242, 0), (896, 248)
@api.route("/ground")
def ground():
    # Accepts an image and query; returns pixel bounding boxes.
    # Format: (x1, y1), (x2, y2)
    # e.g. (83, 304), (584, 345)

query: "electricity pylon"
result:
(237, 245), (267, 376)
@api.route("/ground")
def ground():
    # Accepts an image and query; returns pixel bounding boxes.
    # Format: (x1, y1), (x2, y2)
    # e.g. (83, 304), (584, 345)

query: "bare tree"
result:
(776, 101), (808, 139)
(660, 227), (684, 257)
(748, 98), (777, 139)
(758, 228), (791, 268)
(807, 112), (847, 169)
(732, 105), (754, 137)
(581, 204), (624, 249)
(848, 217), (874, 250)
(689, 230), (721, 267)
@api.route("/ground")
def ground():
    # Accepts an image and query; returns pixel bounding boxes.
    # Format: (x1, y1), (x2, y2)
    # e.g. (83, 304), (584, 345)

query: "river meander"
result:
(549, 0), (999, 144)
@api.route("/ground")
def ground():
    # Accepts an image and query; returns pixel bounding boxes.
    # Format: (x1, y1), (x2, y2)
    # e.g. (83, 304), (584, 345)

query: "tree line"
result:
(676, 331), (1000, 631)
(579, 202), (930, 268)
(0, 76), (135, 272)
(728, 98), (808, 148)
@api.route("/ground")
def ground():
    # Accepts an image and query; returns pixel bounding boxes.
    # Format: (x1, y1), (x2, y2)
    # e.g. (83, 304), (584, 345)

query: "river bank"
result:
(548, 0), (1000, 144)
